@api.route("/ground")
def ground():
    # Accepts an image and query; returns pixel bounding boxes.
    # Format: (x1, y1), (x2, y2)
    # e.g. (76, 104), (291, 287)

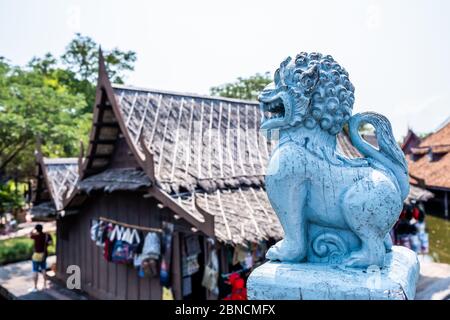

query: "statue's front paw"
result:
(266, 240), (305, 262)
(343, 254), (368, 268)
(343, 251), (383, 268)
(266, 245), (282, 261)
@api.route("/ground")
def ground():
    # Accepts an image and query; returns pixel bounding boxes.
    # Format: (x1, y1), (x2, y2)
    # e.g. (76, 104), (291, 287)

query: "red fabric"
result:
(223, 273), (247, 300)
(104, 238), (112, 261)
(412, 207), (420, 220)
(399, 209), (407, 220)
(103, 223), (113, 261)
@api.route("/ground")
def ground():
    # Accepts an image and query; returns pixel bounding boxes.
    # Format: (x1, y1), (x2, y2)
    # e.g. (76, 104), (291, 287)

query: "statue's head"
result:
(259, 52), (355, 135)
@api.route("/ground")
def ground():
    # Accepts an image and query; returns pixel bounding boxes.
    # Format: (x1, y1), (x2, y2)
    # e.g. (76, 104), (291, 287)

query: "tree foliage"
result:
(0, 181), (24, 213)
(0, 33), (136, 204)
(0, 57), (88, 181)
(210, 72), (271, 100)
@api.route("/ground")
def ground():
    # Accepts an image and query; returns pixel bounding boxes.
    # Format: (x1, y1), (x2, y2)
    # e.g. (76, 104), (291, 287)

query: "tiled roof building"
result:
(407, 120), (450, 216)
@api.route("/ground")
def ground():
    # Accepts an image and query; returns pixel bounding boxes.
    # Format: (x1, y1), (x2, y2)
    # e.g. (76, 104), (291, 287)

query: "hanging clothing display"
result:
(141, 232), (161, 260)
(135, 232), (161, 278)
(109, 225), (125, 242)
(182, 276), (192, 297)
(160, 222), (174, 287)
(103, 223), (114, 261)
(138, 258), (159, 278)
(181, 234), (201, 277)
(89, 218), (161, 267)
(134, 232), (160, 265)
(182, 255), (200, 277)
(232, 244), (248, 266)
(202, 239), (219, 293)
(111, 240), (135, 264)
(90, 219), (99, 242)
(185, 235), (202, 256)
(394, 203), (430, 254)
(90, 219), (107, 247)
(108, 223), (142, 264)
(162, 286), (174, 300)
(244, 251), (253, 269)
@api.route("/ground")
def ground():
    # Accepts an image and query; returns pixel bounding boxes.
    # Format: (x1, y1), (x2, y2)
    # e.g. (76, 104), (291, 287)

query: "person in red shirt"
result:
(29, 224), (53, 292)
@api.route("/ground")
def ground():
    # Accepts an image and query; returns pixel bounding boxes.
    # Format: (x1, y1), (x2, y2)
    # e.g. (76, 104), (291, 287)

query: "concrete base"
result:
(248, 246), (420, 300)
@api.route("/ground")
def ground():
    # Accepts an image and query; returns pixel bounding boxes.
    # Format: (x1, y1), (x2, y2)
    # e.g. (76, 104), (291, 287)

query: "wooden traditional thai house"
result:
(408, 120), (450, 217)
(57, 54), (283, 300)
(52, 53), (431, 300)
(31, 148), (79, 219)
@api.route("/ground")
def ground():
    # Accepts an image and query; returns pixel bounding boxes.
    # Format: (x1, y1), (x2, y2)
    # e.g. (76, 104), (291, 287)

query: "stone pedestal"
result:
(248, 246), (420, 300)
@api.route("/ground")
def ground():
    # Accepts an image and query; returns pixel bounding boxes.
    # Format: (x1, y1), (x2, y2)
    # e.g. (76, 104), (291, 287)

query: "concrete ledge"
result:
(247, 246), (420, 300)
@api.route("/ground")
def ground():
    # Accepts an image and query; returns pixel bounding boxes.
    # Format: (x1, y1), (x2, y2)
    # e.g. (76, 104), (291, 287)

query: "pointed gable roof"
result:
(32, 148), (79, 217)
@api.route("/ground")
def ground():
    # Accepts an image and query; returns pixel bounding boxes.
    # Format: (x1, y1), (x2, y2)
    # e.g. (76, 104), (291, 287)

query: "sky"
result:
(1, 0), (449, 139)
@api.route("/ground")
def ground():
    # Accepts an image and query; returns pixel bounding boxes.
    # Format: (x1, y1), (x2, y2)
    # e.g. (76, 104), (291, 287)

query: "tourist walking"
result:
(29, 224), (53, 292)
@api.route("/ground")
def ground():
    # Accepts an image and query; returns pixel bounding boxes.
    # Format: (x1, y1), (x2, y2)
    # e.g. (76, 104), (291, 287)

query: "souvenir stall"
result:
(391, 185), (434, 255)
(217, 240), (275, 300)
(88, 215), (210, 300)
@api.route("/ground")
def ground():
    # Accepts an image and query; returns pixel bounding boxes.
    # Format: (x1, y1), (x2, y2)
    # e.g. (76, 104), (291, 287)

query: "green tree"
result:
(210, 72), (271, 100)
(0, 181), (24, 213)
(61, 33), (136, 83)
(0, 58), (88, 180)
(0, 33), (137, 212)
(30, 33), (137, 113)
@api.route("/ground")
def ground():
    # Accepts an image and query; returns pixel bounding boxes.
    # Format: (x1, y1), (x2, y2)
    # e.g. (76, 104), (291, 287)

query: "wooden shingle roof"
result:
(32, 151), (79, 216)
(112, 84), (269, 194)
(175, 187), (283, 244)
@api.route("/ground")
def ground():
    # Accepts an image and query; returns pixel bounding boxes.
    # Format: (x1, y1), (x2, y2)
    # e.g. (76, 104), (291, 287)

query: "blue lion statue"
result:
(260, 52), (408, 268)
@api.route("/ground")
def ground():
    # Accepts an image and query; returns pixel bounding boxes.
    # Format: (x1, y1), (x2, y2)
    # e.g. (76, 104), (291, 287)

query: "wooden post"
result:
(445, 191), (448, 219)
(171, 231), (182, 300)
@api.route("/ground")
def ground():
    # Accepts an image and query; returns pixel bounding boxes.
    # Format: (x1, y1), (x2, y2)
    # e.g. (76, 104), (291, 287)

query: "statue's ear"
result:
(300, 64), (319, 94)
(274, 68), (281, 87)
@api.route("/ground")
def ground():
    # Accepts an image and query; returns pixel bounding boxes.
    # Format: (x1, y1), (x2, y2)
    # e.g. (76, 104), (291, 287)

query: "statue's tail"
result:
(348, 112), (409, 201)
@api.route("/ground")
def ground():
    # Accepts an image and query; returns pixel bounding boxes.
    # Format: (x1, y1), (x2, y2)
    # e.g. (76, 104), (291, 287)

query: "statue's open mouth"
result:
(259, 94), (287, 129)
(263, 97), (285, 120)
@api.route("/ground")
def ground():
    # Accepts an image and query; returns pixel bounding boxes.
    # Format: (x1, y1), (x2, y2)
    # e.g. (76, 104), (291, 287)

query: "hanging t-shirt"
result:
(111, 240), (138, 264)
(185, 235), (202, 256)
(160, 222), (174, 286)
(182, 255), (200, 277)
(182, 276), (192, 297)
(103, 223), (114, 262)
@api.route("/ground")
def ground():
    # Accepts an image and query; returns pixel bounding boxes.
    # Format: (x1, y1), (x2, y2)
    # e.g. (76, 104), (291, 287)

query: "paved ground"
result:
(0, 256), (88, 300)
(0, 255), (448, 300)
(416, 261), (450, 300)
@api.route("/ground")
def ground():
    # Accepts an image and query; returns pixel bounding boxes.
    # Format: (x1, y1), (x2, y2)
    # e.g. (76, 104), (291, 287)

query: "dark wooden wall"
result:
(56, 191), (218, 300)
(109, 135), (140, 169)
(55, 134), (217, 299)
(57, 192), (167, 300)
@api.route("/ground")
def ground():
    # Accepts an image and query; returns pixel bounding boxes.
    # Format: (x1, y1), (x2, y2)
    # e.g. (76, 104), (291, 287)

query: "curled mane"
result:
(279, 52), (356, 135)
